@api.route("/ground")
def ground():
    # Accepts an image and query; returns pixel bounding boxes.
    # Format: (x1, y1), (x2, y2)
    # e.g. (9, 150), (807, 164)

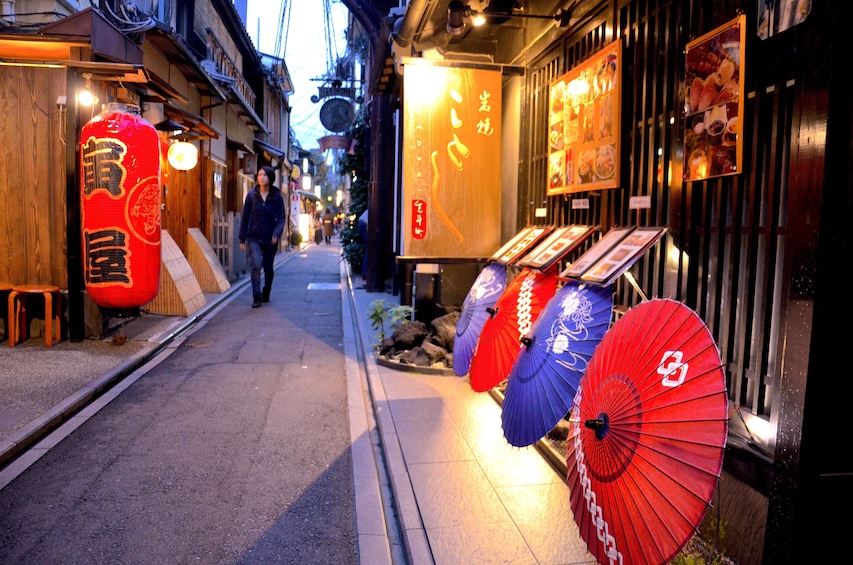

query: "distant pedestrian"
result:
(313, 212), (323, 244)
(323, 207), (335, 244)
(239, 166), (285, 308)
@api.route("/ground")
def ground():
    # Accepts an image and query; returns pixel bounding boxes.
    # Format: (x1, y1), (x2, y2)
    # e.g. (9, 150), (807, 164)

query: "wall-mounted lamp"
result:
(447, 0), (468, 35)
(155, 119), (197, 170)
(167, 141), (199, 171)
(447, 0), (576, 35)
(78, 72), (98, 107)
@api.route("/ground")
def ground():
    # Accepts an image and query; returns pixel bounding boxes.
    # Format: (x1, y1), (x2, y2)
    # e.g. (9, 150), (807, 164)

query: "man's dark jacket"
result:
(239, 186), (286, 244)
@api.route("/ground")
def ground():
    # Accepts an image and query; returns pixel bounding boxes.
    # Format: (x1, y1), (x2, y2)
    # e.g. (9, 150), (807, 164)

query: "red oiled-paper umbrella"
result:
(566, 299), (728, 565)
(467, 269), (561, 393)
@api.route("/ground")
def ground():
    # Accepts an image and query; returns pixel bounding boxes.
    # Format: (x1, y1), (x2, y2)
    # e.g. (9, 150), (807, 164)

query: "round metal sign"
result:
(319, 98), (355, 133)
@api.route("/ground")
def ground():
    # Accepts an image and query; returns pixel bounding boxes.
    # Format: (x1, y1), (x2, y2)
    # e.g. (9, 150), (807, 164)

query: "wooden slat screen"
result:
(518, 1), (793, 452)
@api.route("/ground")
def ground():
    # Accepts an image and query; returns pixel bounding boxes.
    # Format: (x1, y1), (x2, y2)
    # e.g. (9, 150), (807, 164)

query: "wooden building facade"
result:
(0, 0), (292, 338)
(358, 0), (851, 563)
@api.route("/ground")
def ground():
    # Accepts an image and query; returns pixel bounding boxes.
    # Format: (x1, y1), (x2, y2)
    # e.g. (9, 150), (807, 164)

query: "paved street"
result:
(0, 244), (360, 564)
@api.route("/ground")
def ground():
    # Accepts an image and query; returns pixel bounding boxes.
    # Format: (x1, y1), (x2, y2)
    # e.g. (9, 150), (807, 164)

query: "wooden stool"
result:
(8, 284), (61, 347)
(0, 281), (12, 342)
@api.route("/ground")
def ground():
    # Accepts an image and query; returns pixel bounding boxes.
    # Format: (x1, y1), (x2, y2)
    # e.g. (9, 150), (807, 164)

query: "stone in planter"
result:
(389, 320), (428, 349)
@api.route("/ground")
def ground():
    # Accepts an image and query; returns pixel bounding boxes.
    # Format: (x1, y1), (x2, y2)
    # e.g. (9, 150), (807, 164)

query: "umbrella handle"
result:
(584, 415), (609, 439)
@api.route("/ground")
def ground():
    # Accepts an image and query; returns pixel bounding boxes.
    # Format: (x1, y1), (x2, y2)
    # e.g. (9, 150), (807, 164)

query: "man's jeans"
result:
(247, 239), (275, 295)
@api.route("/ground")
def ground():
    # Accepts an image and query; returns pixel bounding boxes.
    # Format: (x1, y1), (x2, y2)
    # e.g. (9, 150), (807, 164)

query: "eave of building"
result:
(165, 104), (221, 139)
(0, 8), (220, 107)
(225, 81), (269, 134)
(144, 22), (227, 101)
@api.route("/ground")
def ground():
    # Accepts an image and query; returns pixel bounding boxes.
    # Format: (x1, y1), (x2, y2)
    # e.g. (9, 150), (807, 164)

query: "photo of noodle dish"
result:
(595, 144), (616, 180)
(549, 151), (565, 188)
(550, 121), (564, 151)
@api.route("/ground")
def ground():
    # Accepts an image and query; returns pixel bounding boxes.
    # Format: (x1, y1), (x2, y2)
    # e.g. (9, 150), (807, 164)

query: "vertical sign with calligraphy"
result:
(402, 60), (501, 257)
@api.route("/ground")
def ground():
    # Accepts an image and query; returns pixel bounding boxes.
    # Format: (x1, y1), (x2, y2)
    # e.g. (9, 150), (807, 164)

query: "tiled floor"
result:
(351, 287), (597, 565)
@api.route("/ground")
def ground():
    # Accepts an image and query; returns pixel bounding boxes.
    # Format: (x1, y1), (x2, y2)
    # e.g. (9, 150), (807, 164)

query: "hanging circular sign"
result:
(319, 98), (355, 133)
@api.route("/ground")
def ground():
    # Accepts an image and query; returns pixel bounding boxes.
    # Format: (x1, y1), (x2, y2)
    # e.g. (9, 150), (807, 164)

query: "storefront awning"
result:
(165, 104), (220, 139)
(254, 138), (292, 173)
(226, 138), (254, 154)
(293, 190), (321, 202)
(254, 138), (285, 159)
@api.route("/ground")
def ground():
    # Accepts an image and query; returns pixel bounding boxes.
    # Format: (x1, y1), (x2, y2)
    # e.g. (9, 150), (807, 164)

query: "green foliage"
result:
(289, 231), (303, 246)
(670, 519), (731, 565)
(366, 299), (413, 344)
(339, 109), (369, 275)
(387, 304), (414, 328)
(339, 214), (364, 274)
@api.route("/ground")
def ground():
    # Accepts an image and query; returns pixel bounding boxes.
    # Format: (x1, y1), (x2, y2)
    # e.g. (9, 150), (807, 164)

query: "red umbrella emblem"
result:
(566, 299), (728, 565)
(468, 269), (561, 393)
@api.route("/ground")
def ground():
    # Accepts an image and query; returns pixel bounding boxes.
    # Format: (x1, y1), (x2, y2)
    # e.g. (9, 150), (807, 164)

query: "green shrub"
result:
(367, 299), (413, 345)
(339, 214), (364, 274)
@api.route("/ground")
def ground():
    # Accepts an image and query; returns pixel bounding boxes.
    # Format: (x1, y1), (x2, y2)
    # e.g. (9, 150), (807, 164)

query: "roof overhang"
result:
(293, 189), (321, 202)
(254, 138), (285, 159)
(38, 7), (143, 64)
(226, 138), (255, 154)
(144, 21), (227, 101)
(165, 104), (220, 139)
(225, 82), (268, 134)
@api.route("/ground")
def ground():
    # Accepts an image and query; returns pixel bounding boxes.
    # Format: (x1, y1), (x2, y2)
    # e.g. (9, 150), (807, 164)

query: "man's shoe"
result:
(261, 288), (270, 303)
(252, 294), (262, 308)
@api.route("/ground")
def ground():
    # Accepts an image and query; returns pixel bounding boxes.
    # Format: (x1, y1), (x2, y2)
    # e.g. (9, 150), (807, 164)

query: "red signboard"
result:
(411, 199), (427, 239)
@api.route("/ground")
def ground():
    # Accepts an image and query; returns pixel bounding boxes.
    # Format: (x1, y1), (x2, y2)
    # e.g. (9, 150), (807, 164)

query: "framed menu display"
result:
(516, 225), (596, 273)
(684, 14), (745, 181)
(547, 40), (621, 195)
(579, 227), (668, 286)
(560, 226), (636, 280)
(491, 226), (552, 265)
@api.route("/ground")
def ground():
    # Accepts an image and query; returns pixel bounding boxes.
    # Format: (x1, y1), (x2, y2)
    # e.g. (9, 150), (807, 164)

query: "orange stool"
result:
(0, 281), (12, 341)
(8, 284), (61, 347)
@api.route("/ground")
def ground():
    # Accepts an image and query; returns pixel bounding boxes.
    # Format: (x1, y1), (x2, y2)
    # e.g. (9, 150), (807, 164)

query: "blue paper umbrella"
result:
(453, 262), (507, 376)
(501, 281), (613, 447)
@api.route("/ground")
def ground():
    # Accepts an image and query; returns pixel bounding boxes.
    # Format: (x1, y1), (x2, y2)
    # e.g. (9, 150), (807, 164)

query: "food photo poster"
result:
(684, 14), (745, 181)
(547, 41), (621, 195)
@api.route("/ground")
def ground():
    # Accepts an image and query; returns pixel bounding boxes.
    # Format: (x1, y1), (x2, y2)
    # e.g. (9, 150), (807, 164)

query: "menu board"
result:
(560, 226), (635, 279)
(515, 225), (596, 273)
(578, 227), (667, 286)
(547, 40), (622, 195)
(490, 226), (552, 265)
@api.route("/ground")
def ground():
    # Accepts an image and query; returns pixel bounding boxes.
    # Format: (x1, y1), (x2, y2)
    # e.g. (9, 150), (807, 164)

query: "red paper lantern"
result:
(80, 103), (161, 308)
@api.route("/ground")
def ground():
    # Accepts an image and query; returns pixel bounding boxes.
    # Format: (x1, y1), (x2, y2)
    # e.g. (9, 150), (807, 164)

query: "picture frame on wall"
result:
(547, 40), (622, 196)
(684, 14), (746, 181)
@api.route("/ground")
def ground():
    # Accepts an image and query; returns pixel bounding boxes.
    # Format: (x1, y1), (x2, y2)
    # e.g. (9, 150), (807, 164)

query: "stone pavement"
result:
(0, 238), (596, 564)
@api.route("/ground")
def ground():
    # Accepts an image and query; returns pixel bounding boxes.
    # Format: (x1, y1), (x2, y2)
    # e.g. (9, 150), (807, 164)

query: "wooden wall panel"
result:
(0, 67), (68, 288)
(161, 159), (202, 254)
(518, 1), (840, 561)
